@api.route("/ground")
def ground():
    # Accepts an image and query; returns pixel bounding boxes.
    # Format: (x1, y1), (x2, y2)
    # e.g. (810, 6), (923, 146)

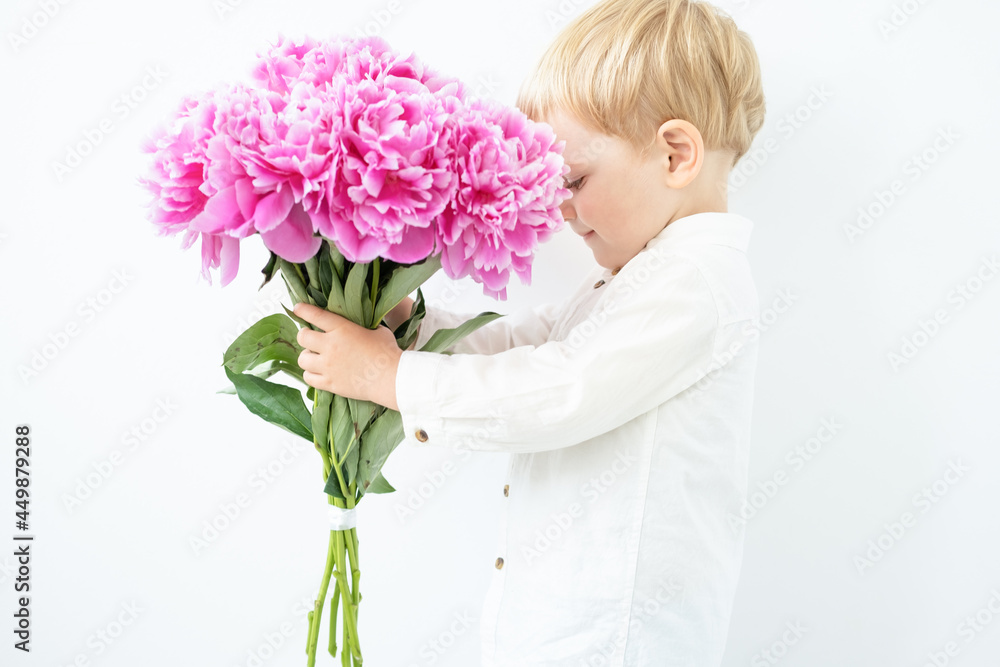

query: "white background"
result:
(2, 0), (999, 665)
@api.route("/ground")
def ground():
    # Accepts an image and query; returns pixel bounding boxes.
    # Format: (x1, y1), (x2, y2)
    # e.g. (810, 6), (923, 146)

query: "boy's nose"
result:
(559, 198), (575, 223)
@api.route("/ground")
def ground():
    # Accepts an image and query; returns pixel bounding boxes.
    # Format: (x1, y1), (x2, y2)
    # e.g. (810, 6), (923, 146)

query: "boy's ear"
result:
(653, 119), (704, 189)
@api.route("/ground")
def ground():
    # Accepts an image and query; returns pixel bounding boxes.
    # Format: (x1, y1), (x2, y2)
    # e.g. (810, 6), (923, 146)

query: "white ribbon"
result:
(328, 505), (357, 531)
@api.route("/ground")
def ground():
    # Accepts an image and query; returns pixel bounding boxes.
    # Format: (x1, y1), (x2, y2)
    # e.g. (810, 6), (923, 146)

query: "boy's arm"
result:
(395, 255), (733, 454)
(412, 301), (567, 355)
(386, 280), (583, 355)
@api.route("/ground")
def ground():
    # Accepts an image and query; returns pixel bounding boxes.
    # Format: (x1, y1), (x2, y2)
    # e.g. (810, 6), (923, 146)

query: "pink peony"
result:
(190, 82), (322, 263)
(251, 34), (321, 95)
(436, 98), (571, 299)
(138, 89), (243, 287)
(313, 77), (459, 264)
(142, 34), (571, 296)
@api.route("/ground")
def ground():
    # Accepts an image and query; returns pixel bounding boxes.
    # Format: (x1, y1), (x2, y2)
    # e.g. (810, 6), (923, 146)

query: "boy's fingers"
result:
(296, 327), (321, 350)
(293, 302), (345, 333)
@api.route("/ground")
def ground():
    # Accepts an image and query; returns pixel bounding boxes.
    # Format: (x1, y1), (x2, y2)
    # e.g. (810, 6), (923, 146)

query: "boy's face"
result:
(541, 107), (679, 272)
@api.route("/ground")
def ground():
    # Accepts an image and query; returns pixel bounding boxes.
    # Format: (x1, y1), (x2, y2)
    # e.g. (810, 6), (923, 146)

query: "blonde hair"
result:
(516, 0), (766, 167)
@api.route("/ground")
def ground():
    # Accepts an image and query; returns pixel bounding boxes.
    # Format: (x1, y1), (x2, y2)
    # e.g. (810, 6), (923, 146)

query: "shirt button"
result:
(415, 429), (428, 442)
(503, 484), (509, 497)
(611, 267), (621, 276)
(495, 557), (504, 570)
(593, 279), (605, 289)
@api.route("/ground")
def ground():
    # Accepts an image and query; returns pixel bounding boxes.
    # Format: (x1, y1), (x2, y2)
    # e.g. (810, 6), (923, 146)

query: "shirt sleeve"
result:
(394, 254), (720, 454)
(413, 300), (567, 356)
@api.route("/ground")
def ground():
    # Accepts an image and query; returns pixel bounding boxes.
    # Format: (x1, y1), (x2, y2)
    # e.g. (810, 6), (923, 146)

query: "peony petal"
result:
(259, 204), (321, 262)
(219, 234), (241, 286)
(253, 187), (295, 232)
(383, 223), (435, 264)
(189, 185), (242, 234)
(233, 177), (258, 221)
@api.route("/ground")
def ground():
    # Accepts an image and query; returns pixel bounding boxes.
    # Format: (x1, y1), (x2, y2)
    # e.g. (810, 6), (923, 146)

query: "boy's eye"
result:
(564, 176), (584, 191)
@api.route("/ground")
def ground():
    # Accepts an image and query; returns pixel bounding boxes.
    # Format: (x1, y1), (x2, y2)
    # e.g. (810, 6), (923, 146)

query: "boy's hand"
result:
(293, 302), (402, 411)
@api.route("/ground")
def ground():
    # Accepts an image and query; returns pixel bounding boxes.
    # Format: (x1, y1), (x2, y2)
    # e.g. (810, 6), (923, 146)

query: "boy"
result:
(293, 0), (767, 664)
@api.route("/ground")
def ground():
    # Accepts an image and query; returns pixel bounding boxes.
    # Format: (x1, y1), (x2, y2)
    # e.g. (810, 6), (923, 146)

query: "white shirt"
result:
(395, 211), (760, 666)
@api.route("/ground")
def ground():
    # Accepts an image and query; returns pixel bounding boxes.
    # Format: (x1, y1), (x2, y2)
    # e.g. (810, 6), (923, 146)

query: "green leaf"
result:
(306, 283), (328, 309)
(282, 303), (311, 330)
(364, 471), (395, 495)
(361, 289), (373, 328)
(343, 438), (359, 488)
(216, 359), (296, 394)
(348, 399), (378, 438)
(218, 360), (306, 394)
(277, 258), (309, 306)
(224, 366), (313, 442)
(317, 242), (333, 298)
(395, 287), (426, 351)
(311, 389), (334, 457)
(223, 313), (303, 374)
(329, 394), (355, 463)
(328, 241), (346, 283)
(323, 475), (346, 500)
(325, 270), (349, 320)
(419, 311), (505, 354)
(343, 261), (369, 326)
(372, 254), (441, 326)
(259, 251), (278, 290)
(356, 409), (405, 494)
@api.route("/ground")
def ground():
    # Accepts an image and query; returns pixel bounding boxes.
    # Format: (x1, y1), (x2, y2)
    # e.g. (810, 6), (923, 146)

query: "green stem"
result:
(328, 575), (340, 657)
(336, 530), (351, 667)
(306, 529), (337, 666)
(369, 258), (380, 321)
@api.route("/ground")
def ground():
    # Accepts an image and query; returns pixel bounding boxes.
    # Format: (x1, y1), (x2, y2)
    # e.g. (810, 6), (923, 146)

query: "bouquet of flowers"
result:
(138, 34), (570, 666)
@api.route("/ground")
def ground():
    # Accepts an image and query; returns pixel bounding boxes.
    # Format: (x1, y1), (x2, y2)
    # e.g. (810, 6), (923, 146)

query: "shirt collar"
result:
(598, 211), (754, 280)
(644, 211), (754, 254)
